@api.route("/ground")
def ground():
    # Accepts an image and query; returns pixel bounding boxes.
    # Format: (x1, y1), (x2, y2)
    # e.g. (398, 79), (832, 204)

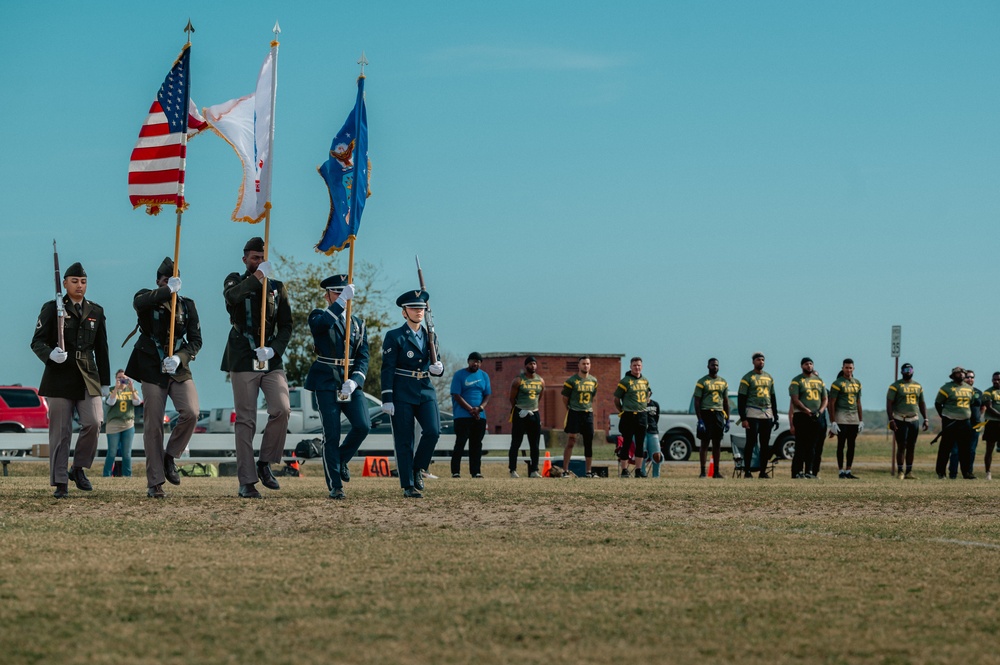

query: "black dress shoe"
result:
(68, 467), (93, 491)
(239, 483), (262, 499)
(340, 464), (351, 483)
(328, 488), (346, 500)
(257, 462), (280, 490)
(164, 454), (180, 486)
(53, 483), (68, 499)
(413, 469), (425, 491)
(147, 484), (166, 499)
(403, 487), (423, 499)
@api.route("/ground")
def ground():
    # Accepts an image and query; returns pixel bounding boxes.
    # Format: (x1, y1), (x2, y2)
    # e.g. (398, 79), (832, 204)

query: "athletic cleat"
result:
(509, 470), (520, 479)
(987, 472), (992, 481)
(904, 472), (916, 480)
(529, 471), (542, 478)
(403, 487), (423, 498)
(699, 471), (707, 478)
(472, 473), (484, 478)
(452, 473), (461, 479)
(634, 468), (648, 479)
(620, 469), (631, 478)
(844, 471), (860, 479)
(712, 472), (723, 479)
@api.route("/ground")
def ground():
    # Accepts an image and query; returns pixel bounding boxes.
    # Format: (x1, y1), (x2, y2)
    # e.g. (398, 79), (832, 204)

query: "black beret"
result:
(395, 289), (429, 308)
(64, 262), (86, 278)
(243, 237), (265, 252)
(156, 257), (174, 278)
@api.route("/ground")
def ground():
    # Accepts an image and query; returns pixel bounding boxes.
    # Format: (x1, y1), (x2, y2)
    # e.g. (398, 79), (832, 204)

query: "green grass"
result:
(0, 442), (996, 664)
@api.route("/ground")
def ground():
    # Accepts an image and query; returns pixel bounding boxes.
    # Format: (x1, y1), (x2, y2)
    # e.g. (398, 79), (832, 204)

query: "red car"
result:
(0, 385), (50, 433)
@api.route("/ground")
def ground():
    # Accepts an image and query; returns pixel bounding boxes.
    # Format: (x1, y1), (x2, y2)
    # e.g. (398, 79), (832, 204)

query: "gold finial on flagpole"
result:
(358, 51), (368, 77)
(184, 19), (195, 44)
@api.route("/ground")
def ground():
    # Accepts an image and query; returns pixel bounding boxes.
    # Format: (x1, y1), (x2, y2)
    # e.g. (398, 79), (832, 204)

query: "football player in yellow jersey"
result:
(693, 358), (729, 478)
(886, 362), (929, 479)
(933, 366), (976, 479)
(561, 356), (598, 478)
(508, 356), (545, 478)
(981, 372), (1000, 480)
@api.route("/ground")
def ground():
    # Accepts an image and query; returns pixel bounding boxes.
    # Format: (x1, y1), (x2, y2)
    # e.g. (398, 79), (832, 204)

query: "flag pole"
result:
(339, 54), (367, 398)
(168, 19), (196, 362)
(258, 23), (280, 364)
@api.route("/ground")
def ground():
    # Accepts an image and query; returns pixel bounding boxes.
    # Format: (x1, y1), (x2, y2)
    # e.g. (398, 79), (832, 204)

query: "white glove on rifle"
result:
(829, 422), (840, 435)
(163, 355), (180, 374)
(340, 379), (357, 396)
(381, 402), (395, 417)
(335, 284), (355, 306)
(49, 347), (68, 364)
(429, 361), (444, 376)
(519, 409), (532, 418)
(167, 277), (182, 293)
(255, 347), (275, 362)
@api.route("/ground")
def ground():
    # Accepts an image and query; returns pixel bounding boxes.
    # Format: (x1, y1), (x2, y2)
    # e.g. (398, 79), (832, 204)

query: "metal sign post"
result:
(890, 325), (901, 474)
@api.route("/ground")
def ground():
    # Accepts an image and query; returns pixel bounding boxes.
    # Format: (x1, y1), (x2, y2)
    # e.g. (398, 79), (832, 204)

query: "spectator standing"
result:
(103, 370), (142, 477)
(450, 352), (491, 478)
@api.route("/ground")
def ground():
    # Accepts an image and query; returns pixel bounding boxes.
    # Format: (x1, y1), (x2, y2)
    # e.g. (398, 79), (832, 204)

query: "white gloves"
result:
(101, 385), (110, 398)
(49, 347), (68, 364)
(429, 361), (444, 376)
(381, 402), (395, 417)
(256, 261), (272, 278)
(341, 379), (357, 396)
(519, 409), (532, 418)
(858, 422), (865, 433)
(255, 347), (275, 362)
(167, 277), (182, 293)
(163, 355), (180, 374)
(336, 284), (355, 306)
(829, 422), (841, 435)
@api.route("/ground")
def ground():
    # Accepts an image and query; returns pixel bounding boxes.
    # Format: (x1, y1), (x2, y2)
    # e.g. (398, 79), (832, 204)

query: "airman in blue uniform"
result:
(304, 275), (370, 500)
(380, 289), (444, 498)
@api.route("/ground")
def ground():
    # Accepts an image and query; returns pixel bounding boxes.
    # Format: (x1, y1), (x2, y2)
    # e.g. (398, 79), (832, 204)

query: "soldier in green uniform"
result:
(934, 366), (976, 479)
(738, 352), (778, 479)
(886, 362), (929, 479)
(561, 356), (598, 478)
(980, 372), (1000, 481)
(788, 357), (826, 479)
(828, 358), (863, 479)
(508, 356), (545, 478)
(693, 358), (729, 478)
(30, 262), (110, 498)
(614, 357), (651, 478)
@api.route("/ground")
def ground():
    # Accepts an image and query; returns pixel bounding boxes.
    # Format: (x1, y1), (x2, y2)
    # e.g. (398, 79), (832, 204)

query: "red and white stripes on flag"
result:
(128, 99), (207, 215)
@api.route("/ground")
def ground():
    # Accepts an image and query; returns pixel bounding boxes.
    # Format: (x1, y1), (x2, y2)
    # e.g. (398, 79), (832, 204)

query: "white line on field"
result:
(930, 538), (1000, 550)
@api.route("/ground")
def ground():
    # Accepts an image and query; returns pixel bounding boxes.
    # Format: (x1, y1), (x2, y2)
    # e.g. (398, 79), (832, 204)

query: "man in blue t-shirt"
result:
(450, 352), (492, 478)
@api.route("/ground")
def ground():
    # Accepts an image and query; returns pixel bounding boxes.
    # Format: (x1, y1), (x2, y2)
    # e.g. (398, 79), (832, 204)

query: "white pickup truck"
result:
(607, 396), (794, 462)
(207, 387), (385, 435)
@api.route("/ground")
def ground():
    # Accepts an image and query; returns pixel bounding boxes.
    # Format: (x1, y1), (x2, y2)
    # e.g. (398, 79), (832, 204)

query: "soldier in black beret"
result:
(30, 261), (110, 498)
(124, 257), (202, 498)
(221, 237), (293, 498)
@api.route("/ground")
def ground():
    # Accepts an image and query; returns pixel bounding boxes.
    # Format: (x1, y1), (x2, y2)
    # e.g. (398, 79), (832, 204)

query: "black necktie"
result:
(75, 303), (83, 317)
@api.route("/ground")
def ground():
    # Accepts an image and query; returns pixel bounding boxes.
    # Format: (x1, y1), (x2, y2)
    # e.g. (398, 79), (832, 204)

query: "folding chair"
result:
(729, 434), (777, 478)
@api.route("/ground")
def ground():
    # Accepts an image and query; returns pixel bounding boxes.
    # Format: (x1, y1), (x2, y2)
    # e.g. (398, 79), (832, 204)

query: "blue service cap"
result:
(321, 274), (349, 291)
(396, 289), (429, 308)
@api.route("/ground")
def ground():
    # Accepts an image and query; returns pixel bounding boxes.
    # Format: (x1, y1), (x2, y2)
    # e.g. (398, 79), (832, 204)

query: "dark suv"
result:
(0, 385), (50, 432)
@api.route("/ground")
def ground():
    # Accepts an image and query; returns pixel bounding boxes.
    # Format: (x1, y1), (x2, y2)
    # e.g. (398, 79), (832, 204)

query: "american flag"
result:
(128, 44), (207, 215)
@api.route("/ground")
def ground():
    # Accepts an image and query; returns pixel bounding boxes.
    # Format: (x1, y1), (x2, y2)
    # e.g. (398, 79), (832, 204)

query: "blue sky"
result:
(3, 1), (998, 415)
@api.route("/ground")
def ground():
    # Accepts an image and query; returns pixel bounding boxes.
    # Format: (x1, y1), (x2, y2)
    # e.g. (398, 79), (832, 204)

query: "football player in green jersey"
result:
(828, 358), (863, 479)
(561, 356), (598, 478)
(614, 357), (652, 478)
(693, 358), (729, 478)
(886, 362), (929, 479)
(980, 372), (1000, 480)
(509, 356), (545, 478)
(788, 357), (827, 479)
(933, 366), (976, 479)
(738, 352), (778, 478)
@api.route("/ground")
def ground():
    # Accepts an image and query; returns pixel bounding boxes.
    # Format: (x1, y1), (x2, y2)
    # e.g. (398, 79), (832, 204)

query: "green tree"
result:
(274, 254), (394, 395)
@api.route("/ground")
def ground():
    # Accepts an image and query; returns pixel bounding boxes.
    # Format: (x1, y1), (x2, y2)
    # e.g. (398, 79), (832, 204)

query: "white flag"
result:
(203, 46), (276, 223)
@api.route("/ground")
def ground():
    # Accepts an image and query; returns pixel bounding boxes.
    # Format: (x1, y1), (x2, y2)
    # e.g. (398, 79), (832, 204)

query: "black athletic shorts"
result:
(984, 421), (1000, 442)
(699, 410), (726, 441)
(565, 410), (594, 435)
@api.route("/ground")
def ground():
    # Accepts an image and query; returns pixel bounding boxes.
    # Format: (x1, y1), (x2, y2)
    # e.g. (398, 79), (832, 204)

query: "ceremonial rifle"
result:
(415, 255), (437, 364)
(53, 239), (65, 351)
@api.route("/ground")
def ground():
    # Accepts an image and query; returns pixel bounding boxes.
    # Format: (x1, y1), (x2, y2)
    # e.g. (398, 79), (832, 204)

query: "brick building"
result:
(479, 353), (624, 435)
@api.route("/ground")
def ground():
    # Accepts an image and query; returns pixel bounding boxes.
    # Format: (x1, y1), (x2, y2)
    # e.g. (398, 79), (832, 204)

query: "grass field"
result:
(1, 435), (997, 664)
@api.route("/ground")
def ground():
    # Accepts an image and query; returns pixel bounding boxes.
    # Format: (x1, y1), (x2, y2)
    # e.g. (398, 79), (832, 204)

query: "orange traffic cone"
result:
(706, 456), (714, 478)
(542, 451), (552, 477)
(290, 452), (301, 477)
